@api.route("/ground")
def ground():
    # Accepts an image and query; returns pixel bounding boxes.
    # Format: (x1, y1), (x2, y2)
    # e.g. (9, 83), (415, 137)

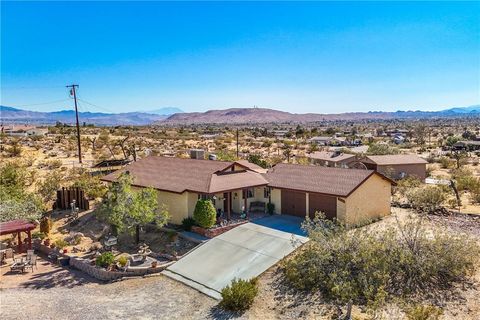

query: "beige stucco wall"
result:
(270, 188), (282, 214)
(336, 198), (347, 222)
(344, 174), (391, 226)
(157, 190), (189, 225)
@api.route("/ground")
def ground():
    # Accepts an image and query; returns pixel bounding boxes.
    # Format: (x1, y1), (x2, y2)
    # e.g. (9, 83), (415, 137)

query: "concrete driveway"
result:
(163, 216), (308, 299)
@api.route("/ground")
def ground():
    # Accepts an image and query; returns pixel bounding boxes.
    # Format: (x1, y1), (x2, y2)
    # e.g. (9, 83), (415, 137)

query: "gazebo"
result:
(0, 219), (36, 253)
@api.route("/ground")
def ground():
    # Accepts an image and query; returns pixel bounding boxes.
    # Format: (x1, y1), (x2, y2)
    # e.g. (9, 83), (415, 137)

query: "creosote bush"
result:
(193, 199), (216, 228)
(406, 185), (446, 213)
(283, 213), (479, 309)
(220, 278), (258, 311)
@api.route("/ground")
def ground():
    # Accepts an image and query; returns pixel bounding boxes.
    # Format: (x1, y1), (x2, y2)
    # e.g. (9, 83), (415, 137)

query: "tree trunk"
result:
(135, 224), (140, 244)
(345, 301), (352, 320)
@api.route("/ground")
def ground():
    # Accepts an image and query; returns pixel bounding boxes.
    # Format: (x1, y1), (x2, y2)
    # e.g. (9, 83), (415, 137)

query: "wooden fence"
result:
(55, 187), (89, 211)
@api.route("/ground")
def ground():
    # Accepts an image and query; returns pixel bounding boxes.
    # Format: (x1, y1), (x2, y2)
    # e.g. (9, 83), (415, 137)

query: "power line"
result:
(11, 98), (71, 108)
(76, 97), (115, 114)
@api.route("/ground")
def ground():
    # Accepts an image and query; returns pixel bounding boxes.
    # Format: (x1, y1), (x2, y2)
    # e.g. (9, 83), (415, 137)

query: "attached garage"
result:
(266, 163), (395, 225)
(308, 193), (336, 219)
(281, 190), (306, 217)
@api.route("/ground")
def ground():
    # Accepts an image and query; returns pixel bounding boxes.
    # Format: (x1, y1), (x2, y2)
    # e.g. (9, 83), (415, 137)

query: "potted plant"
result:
(116, 256), (129, 271)
(151, 260), (158, 268)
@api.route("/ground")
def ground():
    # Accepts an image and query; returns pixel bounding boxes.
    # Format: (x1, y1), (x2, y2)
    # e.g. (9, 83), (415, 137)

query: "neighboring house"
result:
(361, 154), (428, 181)
(309, 136), (332, 146)
(102, 156), (395, 226)
(1, 125), (48, 137)
(453, 140), (480, 151)
(307, 151), (356, 168)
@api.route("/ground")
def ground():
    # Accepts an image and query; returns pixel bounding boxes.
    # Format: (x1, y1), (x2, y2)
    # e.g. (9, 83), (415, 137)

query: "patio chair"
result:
(25, 255), (37, 272)
(10, 257), (27, 273)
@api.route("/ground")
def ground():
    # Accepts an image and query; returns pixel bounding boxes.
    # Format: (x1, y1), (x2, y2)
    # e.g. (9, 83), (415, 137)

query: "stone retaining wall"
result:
(191, 220), (248, 238)
(33, 242), (174, 281)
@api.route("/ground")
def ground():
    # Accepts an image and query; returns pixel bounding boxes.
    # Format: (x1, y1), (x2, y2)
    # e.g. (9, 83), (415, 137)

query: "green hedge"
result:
(193, 199), (216, 228)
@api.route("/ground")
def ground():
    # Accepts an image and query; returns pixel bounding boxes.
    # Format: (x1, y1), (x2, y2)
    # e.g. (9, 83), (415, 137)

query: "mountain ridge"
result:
(1, 105), (478, 126)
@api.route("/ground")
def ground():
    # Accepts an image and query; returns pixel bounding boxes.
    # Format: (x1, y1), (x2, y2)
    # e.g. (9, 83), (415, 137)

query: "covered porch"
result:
(204, 169), (270, 221)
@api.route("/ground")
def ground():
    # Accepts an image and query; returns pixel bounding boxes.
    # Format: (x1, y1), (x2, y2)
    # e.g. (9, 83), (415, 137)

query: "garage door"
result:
(281, 190), (306, 217)
(309, 193), (337, 219)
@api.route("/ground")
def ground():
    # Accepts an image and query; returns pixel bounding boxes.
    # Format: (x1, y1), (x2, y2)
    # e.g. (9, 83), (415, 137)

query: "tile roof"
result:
(234, 160), (268, 173)
(365, 154), (428, 165)
(265, 163), (377, 197)
(101, 156), (234, 193)
(209, 170), (268, 194)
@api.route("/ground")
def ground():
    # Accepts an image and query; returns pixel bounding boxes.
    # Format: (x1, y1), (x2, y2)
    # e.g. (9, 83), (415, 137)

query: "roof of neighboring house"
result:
(365, 154), (428, 165)
(309, 136), (331, 141)
(265, 163), (393, 197)
(234, 160), (268, 173)
(307, 151), (355, 163)
(101, 156), (267, 194)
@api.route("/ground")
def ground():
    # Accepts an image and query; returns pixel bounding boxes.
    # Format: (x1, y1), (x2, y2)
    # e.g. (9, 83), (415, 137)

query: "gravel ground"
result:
(0, 275), (220, 320)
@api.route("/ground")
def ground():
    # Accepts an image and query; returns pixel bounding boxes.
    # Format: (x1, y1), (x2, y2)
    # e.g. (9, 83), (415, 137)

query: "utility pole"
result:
(67, 84), (82, 163)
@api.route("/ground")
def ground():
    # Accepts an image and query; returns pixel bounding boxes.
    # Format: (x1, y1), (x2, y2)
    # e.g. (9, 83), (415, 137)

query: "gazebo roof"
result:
(0, 219), (36, 236)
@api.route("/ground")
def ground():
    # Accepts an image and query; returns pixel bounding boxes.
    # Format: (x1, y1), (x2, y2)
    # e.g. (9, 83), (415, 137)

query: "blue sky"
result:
(1, 1), (479, 114)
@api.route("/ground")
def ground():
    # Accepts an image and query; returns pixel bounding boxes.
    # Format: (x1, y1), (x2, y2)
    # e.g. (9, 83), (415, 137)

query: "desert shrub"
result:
(116, 256), (128, 267)
(406, 185), (446, 213)
(96, 252), (115, 268)
(193, 199), (216, 228)
(220, 278), (258, 311)
(267, 202), (275, 215)
(452, 167), (480, 192)
(181, 217), (196, 231)
(405, 304), (443, 320)
(32, 231), (46, 240)
(284, 214), (479, 309)
(37, 170), (63, 202)
(54, 239), (68, 249)
(39, 216), (52, 234)
(438, 156), (452, 169)
(72, 173), (107, 199)
(471, 186), (480, 204)
(367, 143), (400, 155)
(394, 176), (422, 200)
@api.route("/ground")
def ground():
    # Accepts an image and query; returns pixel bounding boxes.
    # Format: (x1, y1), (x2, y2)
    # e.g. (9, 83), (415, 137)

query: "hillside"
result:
(160, 105), (480, 125)
(0, 106), (167, 126)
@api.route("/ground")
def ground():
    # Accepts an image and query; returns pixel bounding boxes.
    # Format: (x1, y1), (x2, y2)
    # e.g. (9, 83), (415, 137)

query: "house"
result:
(361, 154), (428, 181)
(453, 140), (480, 151)
(309, 136), (332, 146)
(307, 151), (356, 168)
(1, 125), (48, 137)
(102, 156), (395, 226)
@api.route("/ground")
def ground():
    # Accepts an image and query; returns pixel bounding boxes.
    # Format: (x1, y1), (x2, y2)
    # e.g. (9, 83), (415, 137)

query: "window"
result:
(264, 187), (270, 199)
(242, 188), (254, 199)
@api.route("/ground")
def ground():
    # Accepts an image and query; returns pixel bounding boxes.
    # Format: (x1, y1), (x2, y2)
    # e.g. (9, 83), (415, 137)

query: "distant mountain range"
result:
(161, 105), (480, 125)
(0, 106), (168, 126)
(1, 105), (478, 126)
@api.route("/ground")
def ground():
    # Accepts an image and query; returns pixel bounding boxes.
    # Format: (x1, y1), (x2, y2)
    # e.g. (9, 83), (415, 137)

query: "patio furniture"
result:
(10, 258), (27, 273)
(25, 254), (37, 272)
(104, 236), (118, 251)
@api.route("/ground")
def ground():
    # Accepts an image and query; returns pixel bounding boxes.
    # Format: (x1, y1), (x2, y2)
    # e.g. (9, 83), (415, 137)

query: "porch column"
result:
(227, 192), (231, 220)
(27, 230), (32, 250)
(243, 188), (248, 218)
(17, 232), (22, 253)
